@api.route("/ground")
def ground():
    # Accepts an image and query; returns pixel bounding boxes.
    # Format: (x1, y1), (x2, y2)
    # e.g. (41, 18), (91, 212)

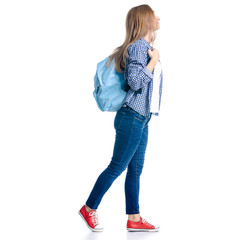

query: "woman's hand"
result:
(148, 48), (160, 63)
(147, 48), (160, 72)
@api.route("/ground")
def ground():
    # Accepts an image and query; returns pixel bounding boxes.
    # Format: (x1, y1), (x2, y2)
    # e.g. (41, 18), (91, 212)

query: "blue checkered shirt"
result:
(123, 38), (163, 117)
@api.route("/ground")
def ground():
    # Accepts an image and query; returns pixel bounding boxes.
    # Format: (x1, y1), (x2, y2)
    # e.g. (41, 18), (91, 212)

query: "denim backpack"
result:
(93, 57), (128, 112)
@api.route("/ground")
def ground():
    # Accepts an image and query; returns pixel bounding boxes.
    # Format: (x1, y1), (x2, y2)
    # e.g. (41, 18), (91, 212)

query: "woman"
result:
(79, 4), (163, 232)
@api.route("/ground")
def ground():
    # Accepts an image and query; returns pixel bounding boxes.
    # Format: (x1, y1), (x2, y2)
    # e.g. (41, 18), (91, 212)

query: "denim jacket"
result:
(123, 38), (163, 117)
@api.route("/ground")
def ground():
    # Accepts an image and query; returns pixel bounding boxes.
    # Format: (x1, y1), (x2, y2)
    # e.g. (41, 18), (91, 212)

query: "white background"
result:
(0, 0), (240, 240)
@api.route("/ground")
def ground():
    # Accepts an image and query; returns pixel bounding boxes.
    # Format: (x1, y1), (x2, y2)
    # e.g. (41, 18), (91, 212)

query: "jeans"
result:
(86, 106), (151, 214)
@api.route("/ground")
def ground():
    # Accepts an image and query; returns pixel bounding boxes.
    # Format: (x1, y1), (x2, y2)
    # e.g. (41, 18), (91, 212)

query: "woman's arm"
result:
(126, 44), (159, 91)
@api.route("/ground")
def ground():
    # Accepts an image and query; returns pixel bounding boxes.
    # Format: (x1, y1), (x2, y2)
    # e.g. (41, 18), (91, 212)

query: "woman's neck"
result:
(143, 32), (153, 43)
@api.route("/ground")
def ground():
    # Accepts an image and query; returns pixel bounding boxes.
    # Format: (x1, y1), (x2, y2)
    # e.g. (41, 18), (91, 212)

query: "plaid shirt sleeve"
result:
(126, 43), (153, 91)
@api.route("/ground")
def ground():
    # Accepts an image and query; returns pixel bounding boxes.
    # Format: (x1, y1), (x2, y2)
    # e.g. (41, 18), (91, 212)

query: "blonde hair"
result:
(109, 4), (156, 73)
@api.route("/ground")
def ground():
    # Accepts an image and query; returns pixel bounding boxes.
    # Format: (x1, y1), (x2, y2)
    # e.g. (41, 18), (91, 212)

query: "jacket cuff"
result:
(142, 66), (153, 82)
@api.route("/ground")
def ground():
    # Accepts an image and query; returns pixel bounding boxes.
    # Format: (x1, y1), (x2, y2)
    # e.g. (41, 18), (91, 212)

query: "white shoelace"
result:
(142, 218), (148, 224)
(142, 218), (154, 227)
(89, 211), (99, 226)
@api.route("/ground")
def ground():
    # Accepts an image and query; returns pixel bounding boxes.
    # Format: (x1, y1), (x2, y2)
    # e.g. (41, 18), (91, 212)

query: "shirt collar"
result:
(140, 38), (152, 49)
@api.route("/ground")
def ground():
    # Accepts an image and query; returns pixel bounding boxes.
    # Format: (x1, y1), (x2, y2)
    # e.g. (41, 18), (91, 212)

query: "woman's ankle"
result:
(85, 205), (94, 213)
(128, 214), (141, 222)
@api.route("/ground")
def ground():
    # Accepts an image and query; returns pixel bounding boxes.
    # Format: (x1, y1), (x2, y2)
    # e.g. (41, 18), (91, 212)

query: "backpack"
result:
(93, 57), (128, 112)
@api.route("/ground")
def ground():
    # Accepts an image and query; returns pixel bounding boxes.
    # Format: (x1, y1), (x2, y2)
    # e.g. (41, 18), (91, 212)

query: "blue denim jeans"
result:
(86, 106), (151, 214)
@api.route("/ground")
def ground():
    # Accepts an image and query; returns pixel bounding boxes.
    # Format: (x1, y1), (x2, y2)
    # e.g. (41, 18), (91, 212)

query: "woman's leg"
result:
(85, 107), (147, 210)
(125, 123), (149, 218)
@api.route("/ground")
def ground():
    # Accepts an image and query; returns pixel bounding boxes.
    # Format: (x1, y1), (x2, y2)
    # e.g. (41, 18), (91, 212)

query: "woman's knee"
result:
(106, 161), (127, 178)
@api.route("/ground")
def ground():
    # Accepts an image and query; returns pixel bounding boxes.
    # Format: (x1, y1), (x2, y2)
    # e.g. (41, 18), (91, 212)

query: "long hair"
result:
(108, 4), (156, 73)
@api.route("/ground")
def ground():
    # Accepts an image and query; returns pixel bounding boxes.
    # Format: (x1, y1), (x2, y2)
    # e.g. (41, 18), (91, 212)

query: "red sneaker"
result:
(127, 217), (160, 232)
(78, 205), (103, 232)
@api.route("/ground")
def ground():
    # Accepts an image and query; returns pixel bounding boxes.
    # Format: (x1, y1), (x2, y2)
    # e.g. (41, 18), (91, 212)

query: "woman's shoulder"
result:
(128, 38), (152, 55)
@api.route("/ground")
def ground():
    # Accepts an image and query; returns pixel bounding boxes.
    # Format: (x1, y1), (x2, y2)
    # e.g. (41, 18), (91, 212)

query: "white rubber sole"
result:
(78, 210), (103, 232)
(127, 226), (160, 232)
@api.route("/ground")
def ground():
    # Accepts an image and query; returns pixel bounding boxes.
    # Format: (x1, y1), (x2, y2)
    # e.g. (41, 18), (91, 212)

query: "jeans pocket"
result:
(133, 115), (146, 122)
